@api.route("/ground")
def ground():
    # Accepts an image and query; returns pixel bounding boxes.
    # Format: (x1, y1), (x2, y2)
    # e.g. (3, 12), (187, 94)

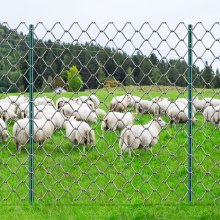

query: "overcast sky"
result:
(1, 0), (220, 69)
(1, 0), (219, 27)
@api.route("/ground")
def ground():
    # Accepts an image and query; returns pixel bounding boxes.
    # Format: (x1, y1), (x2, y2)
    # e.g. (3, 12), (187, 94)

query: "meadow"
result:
(1, 85), (220, 219)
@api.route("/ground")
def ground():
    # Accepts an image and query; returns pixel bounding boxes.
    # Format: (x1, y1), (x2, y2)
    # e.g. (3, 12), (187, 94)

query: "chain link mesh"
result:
(0, 22), (220, 204)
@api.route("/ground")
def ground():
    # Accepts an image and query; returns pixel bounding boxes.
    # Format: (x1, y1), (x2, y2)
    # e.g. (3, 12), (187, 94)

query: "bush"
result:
(66, 65), (82, 92)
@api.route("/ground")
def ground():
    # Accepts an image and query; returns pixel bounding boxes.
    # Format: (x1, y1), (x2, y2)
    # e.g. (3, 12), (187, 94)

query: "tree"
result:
(41, 76), (53, 92)
(97, 66), (106, 86)
(66, 65), (82, 92)
(125, 67), (134, 86)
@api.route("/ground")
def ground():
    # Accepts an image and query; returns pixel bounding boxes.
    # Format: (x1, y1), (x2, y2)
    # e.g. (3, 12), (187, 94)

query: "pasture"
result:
(1, 85), (220, 218)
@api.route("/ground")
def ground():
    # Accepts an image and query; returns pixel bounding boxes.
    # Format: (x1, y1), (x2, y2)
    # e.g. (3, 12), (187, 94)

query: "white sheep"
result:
(203, 97), (220, 107)
(192, 96), (207, 111)
(95, 108), (106, 116)
(157, 100), (171, 116)
(0, 100), (17, 113)
(167, 102), (196, 126)
(101, 112), (134, 136)
(17, 103), (29, 118)
(65, 116), (95, 153)
(5, 95), (28, 107)
(62, 102), (97, 123)
(34, 97), (54, 106)
(13, 118), (55, 152)
(203, 105), (220, 126)
(0, 103), (17, 122)
(119, 117), (166, 155)
(35, 110), (66, 129)
(56, 97), (70, 109)
(110, 94), (132, 112)
(127, 95), (142, 109)
(136, 99), (159, 115)
(77, 95), (100, 108)
(0, 118), (9, 142)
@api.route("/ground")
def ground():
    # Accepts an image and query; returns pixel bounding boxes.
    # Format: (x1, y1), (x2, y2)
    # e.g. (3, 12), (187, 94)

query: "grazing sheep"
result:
(157, 100), (171, 116)
(56, 97), (70, 109)
(65, 116), (95, 153)
(203, 106), (220, 126)
(35, 110), (66, 129)
(167, 102), (196, 126)
(176, 98), (188, 106)
(0, 103), (17, 122)
(203, 97), (220, 107)
(17, 103), (29, 118)
(0, 118), (9, 142)
(110, 94), (132, 112)
(101, 112), (134, 136)
(127, 95), (142, 109)
(192, 96), (207, 111)
(5, 95), (28, 107)
(62, 102), (97, 123)
(74, 98), (95, 111)
(95, 108), (106, 116)
(77, 95), (100, 109)
(119, 117), (166, 155)
(0, 100), (17, 113)
(34, 97), (54, 106)
(13, 118), (55, 152)
(136, 99), (159, 115)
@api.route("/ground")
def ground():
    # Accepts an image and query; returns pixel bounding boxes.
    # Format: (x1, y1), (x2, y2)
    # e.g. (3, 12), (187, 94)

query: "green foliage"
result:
(41, 76), (53, 92)
(66, 65), (82, 92)
(125, 67), (134, 85)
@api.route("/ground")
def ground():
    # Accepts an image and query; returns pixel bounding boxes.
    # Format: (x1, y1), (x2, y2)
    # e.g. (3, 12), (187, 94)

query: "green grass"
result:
(1, 85), (220, 219)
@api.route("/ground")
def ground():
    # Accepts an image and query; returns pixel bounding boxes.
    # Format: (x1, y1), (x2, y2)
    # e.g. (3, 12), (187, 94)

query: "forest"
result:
(0, 24), (219, 93)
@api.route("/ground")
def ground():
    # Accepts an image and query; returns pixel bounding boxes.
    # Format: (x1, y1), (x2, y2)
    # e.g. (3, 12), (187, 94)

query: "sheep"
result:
(35, 110), (66, 129)
(56, 97), (70, 109)
(95, 108), (106, 116)
(119, 117), (166, 155)
(101, 112), (134, 136)
(192, 96), (207, 111)
(127, 95), (142, 109)
(5, 95), (28, 107)
(76, 95), (100, 109)
(176, 98), (188, 106)
(17, 103), (29, 118)
(110, 94), (132, 112)
(62, 102), (97, 123)
(136, 99), (159, 115)
(157, 100), (171, 115)
(0, 103), (17, 122)
(34, 97), (54, 106)
(13, 118), (55, 152)
(203, 105), (220, 126)
(65, 116), (95, 153)
(0, 100), (17, 113)
(167, 102), (196, 126)
(73, 98), (95, 111)
(0, 118), (9, 142)
(203, 97), (220, 107)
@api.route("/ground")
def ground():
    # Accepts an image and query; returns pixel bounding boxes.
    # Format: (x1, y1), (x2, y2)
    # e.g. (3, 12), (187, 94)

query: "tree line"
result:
(0, 24), (219, 93)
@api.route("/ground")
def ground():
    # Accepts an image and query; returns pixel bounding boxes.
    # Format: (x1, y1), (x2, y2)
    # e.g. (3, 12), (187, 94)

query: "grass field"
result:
(1, 85), (220, 219)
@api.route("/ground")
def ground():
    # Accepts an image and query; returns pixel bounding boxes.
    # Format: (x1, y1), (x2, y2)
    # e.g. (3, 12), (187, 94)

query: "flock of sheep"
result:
(0, 93), (220, 155)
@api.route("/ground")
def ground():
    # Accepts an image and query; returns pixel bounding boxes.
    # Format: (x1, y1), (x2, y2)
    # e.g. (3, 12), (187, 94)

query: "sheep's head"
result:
(2, 129), (9, 141)
(156, 117), (166, 127)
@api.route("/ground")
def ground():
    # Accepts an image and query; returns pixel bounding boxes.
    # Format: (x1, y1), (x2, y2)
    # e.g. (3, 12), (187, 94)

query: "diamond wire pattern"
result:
(0, 22), (220, 204)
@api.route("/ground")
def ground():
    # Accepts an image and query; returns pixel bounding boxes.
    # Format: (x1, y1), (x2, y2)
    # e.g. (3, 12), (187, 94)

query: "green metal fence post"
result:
(29, 24), (34, 204)
(188, 24), (193, 203)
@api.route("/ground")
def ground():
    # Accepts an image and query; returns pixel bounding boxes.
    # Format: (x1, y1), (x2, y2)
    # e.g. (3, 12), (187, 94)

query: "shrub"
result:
(66, 65), (82, 92)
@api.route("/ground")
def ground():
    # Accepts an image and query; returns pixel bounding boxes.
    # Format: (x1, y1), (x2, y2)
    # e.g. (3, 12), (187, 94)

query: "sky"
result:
(1, 0), (220, 69)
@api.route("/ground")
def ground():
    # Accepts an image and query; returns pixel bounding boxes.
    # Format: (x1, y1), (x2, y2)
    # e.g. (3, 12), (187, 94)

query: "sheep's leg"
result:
(149, 146), (153, 154)
(16, 142), (21, 153)
(128, 148), (131, 157)
(83, 146), (86, 154)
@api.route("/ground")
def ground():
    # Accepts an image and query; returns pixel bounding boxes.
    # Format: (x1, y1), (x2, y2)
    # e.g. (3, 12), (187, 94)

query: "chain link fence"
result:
(0, 22), (220, 204)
